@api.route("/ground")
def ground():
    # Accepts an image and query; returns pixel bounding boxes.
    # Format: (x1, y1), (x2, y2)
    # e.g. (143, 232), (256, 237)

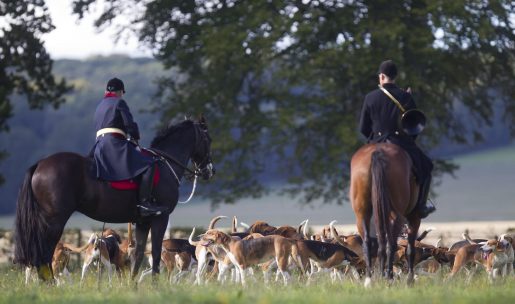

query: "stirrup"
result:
(418, 204), (436, 219)
(137, 204), (168, 217)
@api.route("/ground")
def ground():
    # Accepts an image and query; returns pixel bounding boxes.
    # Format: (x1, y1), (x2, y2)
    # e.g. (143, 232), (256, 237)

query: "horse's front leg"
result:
(150, 214), (169, 283)
(406, 218), (420, 286)
(131, 222), (151, 282)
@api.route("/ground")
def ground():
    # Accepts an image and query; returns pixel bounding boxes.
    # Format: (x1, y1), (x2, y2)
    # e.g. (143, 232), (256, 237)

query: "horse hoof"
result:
(364, 277), (372, 288)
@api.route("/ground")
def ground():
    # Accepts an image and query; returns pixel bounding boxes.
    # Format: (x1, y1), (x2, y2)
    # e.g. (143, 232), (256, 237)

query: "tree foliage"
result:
(0, 0), (71, 184)
(72, 0), (515, 205)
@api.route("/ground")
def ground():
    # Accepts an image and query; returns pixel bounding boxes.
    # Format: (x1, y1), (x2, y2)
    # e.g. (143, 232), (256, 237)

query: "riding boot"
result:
(137, 165), (168, 217)
(416, 175), (436, 219)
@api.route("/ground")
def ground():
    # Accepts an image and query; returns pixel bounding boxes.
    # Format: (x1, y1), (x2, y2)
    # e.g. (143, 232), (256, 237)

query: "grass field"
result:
(1, 267), (515, 304)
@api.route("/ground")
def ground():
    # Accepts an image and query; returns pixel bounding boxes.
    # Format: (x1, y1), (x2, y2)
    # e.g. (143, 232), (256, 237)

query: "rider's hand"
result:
(127, 136), (140, 148)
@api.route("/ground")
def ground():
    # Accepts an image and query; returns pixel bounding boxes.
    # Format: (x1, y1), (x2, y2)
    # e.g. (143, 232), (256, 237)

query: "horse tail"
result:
(370, 149), (391, 244)
(14, 163), (50, 267)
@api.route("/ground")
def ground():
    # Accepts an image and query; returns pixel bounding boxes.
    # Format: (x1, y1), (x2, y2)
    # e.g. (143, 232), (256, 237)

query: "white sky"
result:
(44, 0), (152, 59)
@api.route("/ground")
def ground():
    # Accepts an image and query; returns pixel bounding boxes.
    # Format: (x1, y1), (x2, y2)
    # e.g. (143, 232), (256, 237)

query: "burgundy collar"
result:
(104, 92), (118, 98)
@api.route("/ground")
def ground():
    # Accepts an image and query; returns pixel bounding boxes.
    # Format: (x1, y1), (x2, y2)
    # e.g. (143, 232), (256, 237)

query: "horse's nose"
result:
(202, 163), (215, 180)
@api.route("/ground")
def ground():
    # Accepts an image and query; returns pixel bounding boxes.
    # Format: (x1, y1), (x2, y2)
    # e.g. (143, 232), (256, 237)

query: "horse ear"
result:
(198, 114), (208, 129)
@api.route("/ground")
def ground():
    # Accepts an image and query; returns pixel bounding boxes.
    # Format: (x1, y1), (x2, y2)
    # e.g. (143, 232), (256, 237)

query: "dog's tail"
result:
(297, 219), (307, 236)
(128, 223), (134, 247)
(208, 215), (227, 230)
(330, 220), (347, 247)
(301, 219), (309, 239)
(232, 216), (238, 233)
(63, 235), (95, 254)
(417, 227), (436, 242)
(64, 233), (95, 253)
(462, 232), (476, 245)
(189, 227), (200, 246)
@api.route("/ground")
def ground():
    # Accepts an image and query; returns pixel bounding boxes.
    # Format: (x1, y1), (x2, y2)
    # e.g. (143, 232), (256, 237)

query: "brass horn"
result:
(401, 109), (426, 136)
(378, 85), (426, 136)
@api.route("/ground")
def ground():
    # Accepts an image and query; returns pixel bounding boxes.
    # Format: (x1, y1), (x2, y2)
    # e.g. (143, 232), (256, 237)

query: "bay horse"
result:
(350, 143), (421, 286)
(14, 117), (214, 283)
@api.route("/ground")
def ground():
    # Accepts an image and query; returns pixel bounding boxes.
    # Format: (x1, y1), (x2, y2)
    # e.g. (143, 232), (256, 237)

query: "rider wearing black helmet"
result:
(359, 60), (436, 218)
(91, 77), (167, 217)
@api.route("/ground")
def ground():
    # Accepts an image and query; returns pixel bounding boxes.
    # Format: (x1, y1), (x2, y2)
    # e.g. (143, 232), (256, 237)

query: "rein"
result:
(142, 121), (210, 204)
(142, 148), (199, 204)
(146, 148), (199, 176)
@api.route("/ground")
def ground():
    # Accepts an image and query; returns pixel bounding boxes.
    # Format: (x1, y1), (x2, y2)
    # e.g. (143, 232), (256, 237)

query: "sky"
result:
(44, 0), (151, 59)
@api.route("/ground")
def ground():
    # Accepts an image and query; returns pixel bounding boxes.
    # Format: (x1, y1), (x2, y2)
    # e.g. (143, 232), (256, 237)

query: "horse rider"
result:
(91, 77), (167, 217)
(358, 60), (436, 218)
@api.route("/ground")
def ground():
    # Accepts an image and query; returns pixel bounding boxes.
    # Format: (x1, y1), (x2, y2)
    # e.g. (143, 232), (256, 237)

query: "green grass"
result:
(1, 267), (514, 304)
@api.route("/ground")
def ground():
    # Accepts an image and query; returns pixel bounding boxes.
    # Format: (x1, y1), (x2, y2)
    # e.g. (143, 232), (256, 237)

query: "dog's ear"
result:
(217, 231), (230, 244)
(115, 233), (122, 244)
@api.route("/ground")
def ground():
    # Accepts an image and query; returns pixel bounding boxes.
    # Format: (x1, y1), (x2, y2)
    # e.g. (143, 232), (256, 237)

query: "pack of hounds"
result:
(25, 216), (515, 286)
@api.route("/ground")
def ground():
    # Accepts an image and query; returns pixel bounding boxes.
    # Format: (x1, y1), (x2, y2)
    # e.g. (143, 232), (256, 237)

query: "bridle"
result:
(146, 121), (212, 179)
(190, 122), (214, 178)
(145, 121), (213, 204)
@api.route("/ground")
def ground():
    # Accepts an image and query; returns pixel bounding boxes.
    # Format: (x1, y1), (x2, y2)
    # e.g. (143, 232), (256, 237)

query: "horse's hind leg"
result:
(386, 218), (402, 281)
(131, 222), (151, 282)
(375, 217), (386, 278)
(406, 217), (421, 286)
(357, 215), (373, 287)
(150, 214), (169, 281)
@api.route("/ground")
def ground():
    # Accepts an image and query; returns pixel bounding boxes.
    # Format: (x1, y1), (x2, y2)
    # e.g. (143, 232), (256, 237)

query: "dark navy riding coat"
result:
(92, 95), (153, 181)
(359, 83), (433, 182)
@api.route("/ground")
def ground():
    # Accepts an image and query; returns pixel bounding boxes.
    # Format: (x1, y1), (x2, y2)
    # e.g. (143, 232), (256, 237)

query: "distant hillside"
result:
(0, 55), (512, 215)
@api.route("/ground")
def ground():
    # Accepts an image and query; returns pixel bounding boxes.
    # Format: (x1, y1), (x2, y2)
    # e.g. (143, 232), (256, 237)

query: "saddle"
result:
(110, 165), (160, 190)
(87, 156), (161, 190)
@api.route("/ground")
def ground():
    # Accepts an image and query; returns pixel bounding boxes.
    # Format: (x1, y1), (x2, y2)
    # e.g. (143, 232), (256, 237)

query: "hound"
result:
(71, 229), (127, 285)
(495, 234), (514, 276)
(139, 238), (197, 283)
(25, 241), (74, 285)
(189, 216), (232, 285)
(199, 229), (298, 286)
(246, 221), (277, 235)
(447, 241), (498, 283)
(479, 237), (514, 281)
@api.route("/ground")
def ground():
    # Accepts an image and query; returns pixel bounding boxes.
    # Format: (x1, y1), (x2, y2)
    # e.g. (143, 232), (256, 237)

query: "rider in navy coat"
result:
(92, 78), (167, 217)
(359, 60), (436, 218)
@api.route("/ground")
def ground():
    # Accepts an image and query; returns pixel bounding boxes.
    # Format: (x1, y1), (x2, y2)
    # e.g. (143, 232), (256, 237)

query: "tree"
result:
(72, 0), (515, 206)
(0, 0), (71, 184)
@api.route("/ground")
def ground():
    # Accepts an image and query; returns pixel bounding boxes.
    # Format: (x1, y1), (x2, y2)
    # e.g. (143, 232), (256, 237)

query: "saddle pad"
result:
(110, 165), (160, 190)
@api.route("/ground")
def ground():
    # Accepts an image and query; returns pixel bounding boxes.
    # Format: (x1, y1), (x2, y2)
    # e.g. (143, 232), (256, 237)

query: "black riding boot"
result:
(416, 176), (436, 219)
(137, 165), (168, 217)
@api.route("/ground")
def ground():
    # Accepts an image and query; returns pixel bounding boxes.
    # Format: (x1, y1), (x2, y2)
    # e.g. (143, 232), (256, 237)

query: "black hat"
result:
(378, 60), (397, 79)
(106, 78), (125, 93)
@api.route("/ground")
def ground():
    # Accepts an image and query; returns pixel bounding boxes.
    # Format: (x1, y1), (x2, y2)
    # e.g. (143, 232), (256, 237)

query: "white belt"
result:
(96, 128), (127, 139)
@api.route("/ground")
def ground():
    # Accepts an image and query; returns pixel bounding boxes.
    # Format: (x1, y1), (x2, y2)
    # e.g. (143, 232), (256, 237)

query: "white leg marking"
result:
(364, 277), (372, 288)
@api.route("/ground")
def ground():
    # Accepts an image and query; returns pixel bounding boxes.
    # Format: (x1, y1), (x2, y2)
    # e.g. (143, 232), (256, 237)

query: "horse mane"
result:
(150, 119), (194, 148)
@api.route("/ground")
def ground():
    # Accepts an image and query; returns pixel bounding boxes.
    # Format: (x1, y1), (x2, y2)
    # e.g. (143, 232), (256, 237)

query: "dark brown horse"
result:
(350, 143), (421, 286)
(14, 117), (214, 283)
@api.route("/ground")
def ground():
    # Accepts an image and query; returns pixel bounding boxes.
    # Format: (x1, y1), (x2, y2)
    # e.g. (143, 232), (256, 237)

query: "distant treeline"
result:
(0, 55), (511, 214)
